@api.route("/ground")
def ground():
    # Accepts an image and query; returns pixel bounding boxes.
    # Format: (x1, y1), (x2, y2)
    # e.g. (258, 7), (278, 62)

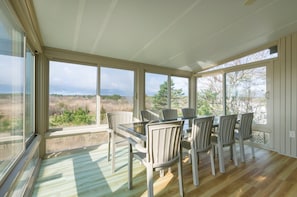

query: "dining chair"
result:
(235, 112), (255, 162)
(211, 114), (238, 173)
(161, 108), (178, 121)
(181, 108), (196, 119)
(106, 111), (133, 173)
(182, 108), (196, 131)
(140, 110), (159, 122)
(128, 120), (184, 197)
(181, 116), (215, 186)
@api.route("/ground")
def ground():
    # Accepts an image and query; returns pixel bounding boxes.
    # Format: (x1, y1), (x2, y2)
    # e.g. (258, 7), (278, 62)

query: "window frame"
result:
(99, 66), (135, 124)
(25, 46), (36, 144)
(48, 61), (137, 130)
(0, 1), (36, 184)
(144, 71), (190, 115)
(48, 61), (98, 129)
(196, 59), (274, 148)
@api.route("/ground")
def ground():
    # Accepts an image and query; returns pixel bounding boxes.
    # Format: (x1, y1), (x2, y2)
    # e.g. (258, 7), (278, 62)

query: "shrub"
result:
(50, 107), (95, 127)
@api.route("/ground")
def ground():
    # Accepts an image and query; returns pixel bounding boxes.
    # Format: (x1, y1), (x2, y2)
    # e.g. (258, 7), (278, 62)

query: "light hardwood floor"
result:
(32, 144), (297, 197)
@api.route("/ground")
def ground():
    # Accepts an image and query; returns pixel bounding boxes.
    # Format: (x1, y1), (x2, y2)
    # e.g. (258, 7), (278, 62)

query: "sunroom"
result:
(1, 0), (297, 196)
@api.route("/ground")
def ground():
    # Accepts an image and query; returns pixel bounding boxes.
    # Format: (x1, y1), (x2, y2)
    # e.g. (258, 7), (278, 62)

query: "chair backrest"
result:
(191, 116), (214, 152)
(162, 109), (178, 121)
(106, 111), (133, 133)
(145, 120), (184, 168)
(182, 108), (196, 119)
(217, 114), (238, 146)
(238, 113), (254, 140)
(140, 110), (159, 122)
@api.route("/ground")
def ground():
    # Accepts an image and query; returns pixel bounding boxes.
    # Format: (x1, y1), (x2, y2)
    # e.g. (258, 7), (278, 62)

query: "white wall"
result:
(273, 32), (297, 158)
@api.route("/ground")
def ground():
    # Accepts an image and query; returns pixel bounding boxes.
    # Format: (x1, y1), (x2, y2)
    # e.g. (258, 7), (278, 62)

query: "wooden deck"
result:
(32, 144), (297, 197)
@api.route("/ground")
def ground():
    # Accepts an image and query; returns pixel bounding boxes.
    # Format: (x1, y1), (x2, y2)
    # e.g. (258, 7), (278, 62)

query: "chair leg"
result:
(232, 143), (238, 166)
(218, 143), (225, 173)
(250, 138), (255, 158)
(239, 138), (245, 162)
(147, 166), (154, 197)
(188, 149), (192, 163)
(111, 131), (115, 173)
(191, 149), (199, 186)
(212, 145), (216, 158)
(128, 144), (133, 190)
(230, 145), (233, 160)
(159, 169), (164, 177)
(178, 156), (184, 197)
(108, 133), (111, 161)
(209, 148), (215, 176)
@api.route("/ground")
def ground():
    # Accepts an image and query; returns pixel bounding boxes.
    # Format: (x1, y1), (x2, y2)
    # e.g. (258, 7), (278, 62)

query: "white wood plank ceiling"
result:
(33, 0), (297, 72)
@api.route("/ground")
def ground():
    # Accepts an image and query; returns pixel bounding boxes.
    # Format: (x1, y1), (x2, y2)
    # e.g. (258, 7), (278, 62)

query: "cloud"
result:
(50, 61), (134, 96)
(50, 61), (97, 91)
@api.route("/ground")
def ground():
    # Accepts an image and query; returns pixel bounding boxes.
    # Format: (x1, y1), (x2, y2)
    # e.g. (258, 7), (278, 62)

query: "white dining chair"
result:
(128, 120), (184, 197)
(235, 112), (255, 162)
(106, 111), (133, 173)
(181, 116), (215, 186)
(140, 110), (159, 122)
(181, 108), (196, 119)
(182, 108), (196, 131)
(161, 109), (178, 121)
(211, 114), (238, 173)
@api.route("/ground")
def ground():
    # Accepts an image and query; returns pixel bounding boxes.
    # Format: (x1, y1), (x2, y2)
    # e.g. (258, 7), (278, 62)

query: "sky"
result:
(49, 61), (188, 96)
(0, 57), (188, 96)
(0, 55), (24, 93)
(1, 56), (265, 98)
(49, 61), (136, 96)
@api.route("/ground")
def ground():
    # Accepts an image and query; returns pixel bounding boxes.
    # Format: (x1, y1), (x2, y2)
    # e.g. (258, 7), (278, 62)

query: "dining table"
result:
(117, 121), (148, 142)
(117, 117), (220, 144)
(118, 119), (189, 143)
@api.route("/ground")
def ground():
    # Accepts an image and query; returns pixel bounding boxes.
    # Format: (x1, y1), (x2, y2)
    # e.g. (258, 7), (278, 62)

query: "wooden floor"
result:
(32, 144), (297, 197)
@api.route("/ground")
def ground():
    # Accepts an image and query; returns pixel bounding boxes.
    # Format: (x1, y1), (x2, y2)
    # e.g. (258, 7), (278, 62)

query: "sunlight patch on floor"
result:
(255, 175), (267, 182)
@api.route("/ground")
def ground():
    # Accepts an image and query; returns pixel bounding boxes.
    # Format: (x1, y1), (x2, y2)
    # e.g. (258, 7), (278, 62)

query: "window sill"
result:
(45, 125), (108, 139)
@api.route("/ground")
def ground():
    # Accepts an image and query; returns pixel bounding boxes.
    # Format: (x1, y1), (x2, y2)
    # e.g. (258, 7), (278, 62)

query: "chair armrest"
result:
(128, 137), (137, 145)
(106, 128), (113, 133)
(135, 143), (146, 153)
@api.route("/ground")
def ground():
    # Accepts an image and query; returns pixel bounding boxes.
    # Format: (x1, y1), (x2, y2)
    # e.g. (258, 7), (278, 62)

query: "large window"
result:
(197, 75), (223, 116)
(145, 73), (168, 111)
(100, 67), (134, 123)
(171, 76), (189, 112)
(197, 52), (272, 146)
(49, 61), (97, 129)
(47, 65), (134, 153)
(226, 67), (267, 124)
(0, 5), (26, 182)
(145, 73), (189, 115)
(49, 63), (135, 128)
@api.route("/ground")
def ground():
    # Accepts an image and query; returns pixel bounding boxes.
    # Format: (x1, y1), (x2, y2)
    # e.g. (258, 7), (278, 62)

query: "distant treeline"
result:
(50, 94), (128, 101)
